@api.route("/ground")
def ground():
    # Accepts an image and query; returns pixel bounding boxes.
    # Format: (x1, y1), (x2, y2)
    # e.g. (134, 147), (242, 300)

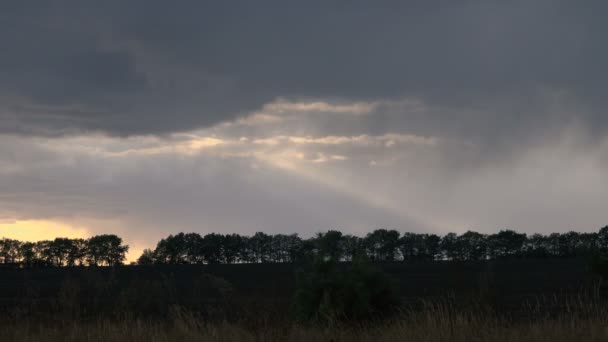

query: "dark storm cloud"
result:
(1, 1), (606, 136)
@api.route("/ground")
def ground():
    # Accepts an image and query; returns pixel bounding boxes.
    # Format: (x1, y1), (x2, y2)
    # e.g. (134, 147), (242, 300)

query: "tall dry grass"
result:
(2, 297), (607, 342)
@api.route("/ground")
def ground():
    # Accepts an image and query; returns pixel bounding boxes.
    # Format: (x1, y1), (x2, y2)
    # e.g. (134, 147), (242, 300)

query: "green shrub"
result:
(293, 255), (400, 324)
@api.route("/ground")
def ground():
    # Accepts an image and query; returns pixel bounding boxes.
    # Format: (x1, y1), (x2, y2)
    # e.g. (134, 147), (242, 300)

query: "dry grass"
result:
(2, 300), (608, 342)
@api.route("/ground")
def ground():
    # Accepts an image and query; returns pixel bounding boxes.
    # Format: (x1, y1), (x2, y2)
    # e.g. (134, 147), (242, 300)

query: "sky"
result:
(1, 1), (607, 260)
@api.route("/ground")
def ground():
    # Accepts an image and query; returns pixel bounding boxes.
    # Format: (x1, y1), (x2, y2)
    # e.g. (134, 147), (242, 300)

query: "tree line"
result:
(0, 234), (128, 267)
(2, 227), (607, 267)
(137, 226), (608, 265)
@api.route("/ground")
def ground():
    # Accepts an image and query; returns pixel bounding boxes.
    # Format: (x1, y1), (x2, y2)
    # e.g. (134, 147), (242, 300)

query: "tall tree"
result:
(250, 232), (273, 263)
(0, 238), (21, 264)
(222, 233), (245, 264)
(269, 234), (302, 263)
(285, 234), (304, 263)
(487, 230), (526, 258)
(202, 233), (224, 264)
(440, 233), (459, 261)
(598, 226), (608, 253)
(19, 242), (38, 267)
(523, 233), (551, 258)
(153, 234), (183, 264)
(137, 249), (156, 265)
(47, 238), (75, 266)
(87, 235), (129, 266)
(340, 234), (363, 261)
(315, 230), (344, 261)
(183, 233), (205, 264)
(557, 231), (581, 257)
(421, 234), (441, 261)
(456, 231), (487, 261)
(152, 233), (201, 264)
(399, 233), (431, 261)
(69, 238), (88, 266)
(365, 229), (400, 261)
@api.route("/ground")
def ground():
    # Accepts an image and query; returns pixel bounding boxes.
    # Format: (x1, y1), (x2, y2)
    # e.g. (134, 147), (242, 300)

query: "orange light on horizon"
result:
(0, 220), (142, 263)
(0, 220), (90, 242)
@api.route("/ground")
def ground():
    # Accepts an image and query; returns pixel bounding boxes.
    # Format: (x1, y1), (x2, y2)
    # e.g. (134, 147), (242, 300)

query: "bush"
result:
(590, 253), (608, 277)
(293, 255), (400, 324)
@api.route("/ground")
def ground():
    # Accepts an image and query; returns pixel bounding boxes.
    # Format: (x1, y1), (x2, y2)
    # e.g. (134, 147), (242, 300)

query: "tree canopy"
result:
(0, 235), (128, 267)
(136, 227), (606, 265)
(1, 227), (606, 268)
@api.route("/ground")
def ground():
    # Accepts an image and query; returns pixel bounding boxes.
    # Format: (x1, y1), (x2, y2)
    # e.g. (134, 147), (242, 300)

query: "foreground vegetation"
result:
(1, 300), (607, 342)
(0, 257), (604, 341)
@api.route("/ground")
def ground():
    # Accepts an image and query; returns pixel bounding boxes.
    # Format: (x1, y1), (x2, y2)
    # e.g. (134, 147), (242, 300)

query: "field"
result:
(0, 258), (605, 341)
(1, 307), (607, 342)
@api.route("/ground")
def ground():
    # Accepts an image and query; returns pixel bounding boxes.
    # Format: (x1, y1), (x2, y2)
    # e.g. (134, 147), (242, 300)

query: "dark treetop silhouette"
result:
(1, 227), (606, 267)
(0, 234), (128, 267)
(138, 226), (606, 265)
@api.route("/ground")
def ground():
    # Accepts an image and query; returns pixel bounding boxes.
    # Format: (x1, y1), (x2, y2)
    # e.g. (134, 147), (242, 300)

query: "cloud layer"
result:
(1, 1), (607, 137)
(1, 2), (607, 253)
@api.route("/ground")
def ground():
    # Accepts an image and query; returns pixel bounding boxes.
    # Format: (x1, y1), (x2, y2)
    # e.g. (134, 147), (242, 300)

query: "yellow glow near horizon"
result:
(0, 220), (142, 262)
(0, 220), (89, 242)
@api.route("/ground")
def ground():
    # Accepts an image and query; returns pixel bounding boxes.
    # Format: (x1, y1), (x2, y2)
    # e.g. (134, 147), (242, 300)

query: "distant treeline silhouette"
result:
(0, 234), (128, 267)
(2, 227), (607, 267)
(137, 226), (608, 265)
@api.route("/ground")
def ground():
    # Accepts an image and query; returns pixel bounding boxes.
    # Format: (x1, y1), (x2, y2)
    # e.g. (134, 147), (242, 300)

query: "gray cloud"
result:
(0, 132), (433, 251)
(1, 1), (607, 138)
(1, 2), (607, 255)
(1, 108), (606, 255)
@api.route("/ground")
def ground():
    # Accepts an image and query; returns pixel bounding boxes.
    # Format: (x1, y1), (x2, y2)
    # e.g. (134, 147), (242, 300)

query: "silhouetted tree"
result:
(399, 233), (441, 261)
(578, 232), (599, 255)
(340, 234), (363, 261)
(545, 233), (562, 256)
(183, 233), (206, 264)
(70, 238), (88, 266)
(87, 234), (129, 266)
(153, 233), (188, 264)
(285, 234), (304, 262)
(37, 240), (54, 265)
(127, 225), (608, 265)
(456, 231), (487, 261)
(365, 229), (400, 261)
(222, 233), (245, 264)
(487, 230), (526, 258)
(201, 233), (224, 264)
(269, 234), (302, 263)
(46, 238), (75, 266)
(0, 225), (592, 268)
(421, 234), (442, 261)
(598, 226), (608, 253)
(399, 233), (422, 261)
(440, 233), (459, 260)
(137, 248), (156, 265)
(250, 232), (272, 263)
(0, 238), (21, 264)
(556, 231), (582, 257)
(523, 233), (551, 257)
(292, 238), (316, 264)
(315, 230), (344, 261)
(19, 242), (38, 267)
(238, 236), (256, 263)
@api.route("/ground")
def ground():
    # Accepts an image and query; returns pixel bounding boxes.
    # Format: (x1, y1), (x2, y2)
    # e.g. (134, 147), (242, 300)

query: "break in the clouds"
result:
(1, 1), (607, 255)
